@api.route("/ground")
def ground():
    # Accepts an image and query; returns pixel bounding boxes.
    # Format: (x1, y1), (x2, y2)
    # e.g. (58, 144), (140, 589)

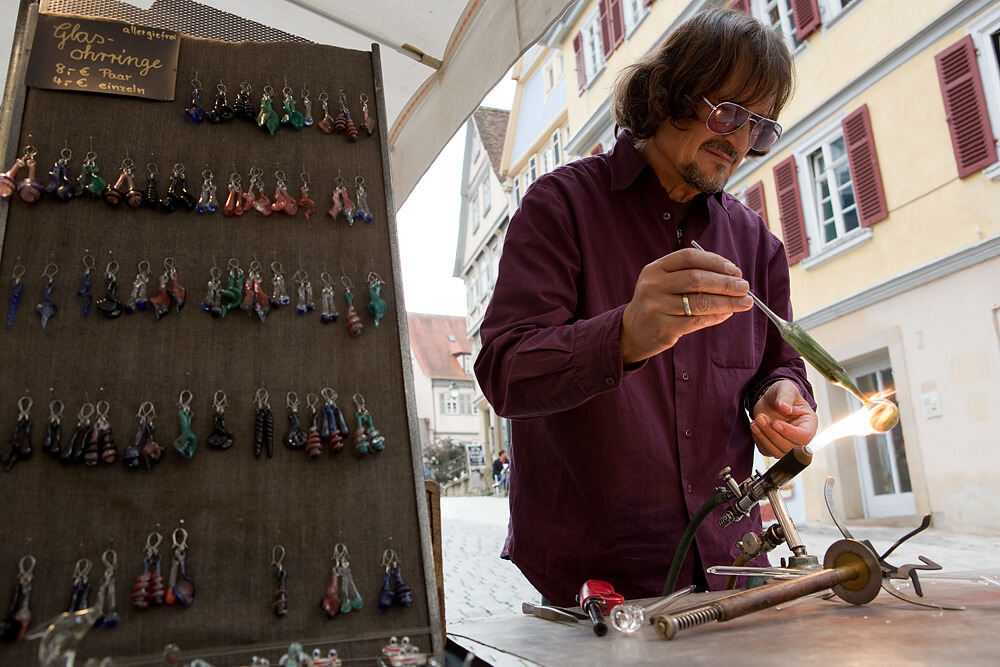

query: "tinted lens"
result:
(706, 102), (749, 134)
(749, 120), (782, 152)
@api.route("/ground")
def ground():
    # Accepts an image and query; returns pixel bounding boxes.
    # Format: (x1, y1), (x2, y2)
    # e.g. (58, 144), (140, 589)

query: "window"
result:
(551, 130), (562, 166)
(529, 156), (537, 182)
(752, 0), (802, 50)
(807, 132), (859, 248)
(542, 147), (554, 174)
(472, 130), (482, 161)
(443, 393), (459, 416)
(543, 55), (562, 94)
(466, 269), (478, 312)
(580, 11), (604, 87)
(622, 0), (648, 36)
(490, 240), (501, 281)
(819, 0), (859, 23)
(459, 353), (474, 375)
(477, 260), (489, 300)
(470, 196), (479, 232)
(513, 176), (521, 207)
(480, 178), (491, 214)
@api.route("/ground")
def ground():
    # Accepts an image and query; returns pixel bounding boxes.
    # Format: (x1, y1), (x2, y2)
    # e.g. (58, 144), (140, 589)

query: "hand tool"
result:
(578, 580), (624, 637)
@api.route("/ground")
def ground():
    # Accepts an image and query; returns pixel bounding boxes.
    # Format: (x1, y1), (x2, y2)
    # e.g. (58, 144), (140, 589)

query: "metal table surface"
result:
(447, 574), (1000, 666)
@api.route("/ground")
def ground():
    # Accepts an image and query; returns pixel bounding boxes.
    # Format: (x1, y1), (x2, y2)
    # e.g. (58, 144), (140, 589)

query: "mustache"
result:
(701, 140), (738, 161)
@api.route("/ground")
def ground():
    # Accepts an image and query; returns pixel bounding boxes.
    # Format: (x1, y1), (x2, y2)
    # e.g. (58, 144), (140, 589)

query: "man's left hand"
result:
(750, 380), (817, 458)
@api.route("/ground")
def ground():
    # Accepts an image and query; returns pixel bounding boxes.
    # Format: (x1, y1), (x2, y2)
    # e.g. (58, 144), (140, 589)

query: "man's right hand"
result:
(619, 247), (753, 364)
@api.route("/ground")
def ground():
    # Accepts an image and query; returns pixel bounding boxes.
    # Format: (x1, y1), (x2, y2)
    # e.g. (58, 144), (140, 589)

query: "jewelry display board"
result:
(0, 23), (440, 667)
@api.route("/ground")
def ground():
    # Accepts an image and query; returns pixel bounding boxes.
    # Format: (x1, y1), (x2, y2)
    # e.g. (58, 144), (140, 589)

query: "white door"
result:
(849, 362), (915, 518)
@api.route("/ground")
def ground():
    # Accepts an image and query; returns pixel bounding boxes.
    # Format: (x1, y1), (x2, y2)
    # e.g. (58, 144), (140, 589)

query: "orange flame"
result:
(806, 390), (896, 454)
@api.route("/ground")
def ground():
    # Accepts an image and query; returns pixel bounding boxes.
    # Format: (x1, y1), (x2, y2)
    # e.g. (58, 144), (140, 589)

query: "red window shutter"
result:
(842, 104), (888, 227)
(644, 0), (654, 6)
(790, 0), (821, 41)
(731, 0), (751, 14)
(935, 35), (998, 178)
(745, 180), (769, 228)
(599, 0), (614, 60)
(590, 143), (604, 156)
(573, 32), (586, 94)
(610, 0), (625, 49)
(773, 155), (809, 264)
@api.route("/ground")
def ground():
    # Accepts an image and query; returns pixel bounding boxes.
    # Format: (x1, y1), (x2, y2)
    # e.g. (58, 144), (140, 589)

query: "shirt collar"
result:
(609, 129), (727, 209)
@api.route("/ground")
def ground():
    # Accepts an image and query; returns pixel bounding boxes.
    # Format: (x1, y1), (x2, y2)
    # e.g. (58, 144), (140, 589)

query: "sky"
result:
(395, 77), (516, 317)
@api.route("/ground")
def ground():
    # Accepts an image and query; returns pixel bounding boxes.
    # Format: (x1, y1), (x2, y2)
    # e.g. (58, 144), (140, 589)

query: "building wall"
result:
(510, 48), (569, 166)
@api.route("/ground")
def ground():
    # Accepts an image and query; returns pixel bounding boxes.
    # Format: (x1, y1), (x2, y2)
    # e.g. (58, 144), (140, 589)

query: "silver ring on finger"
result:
(681, 294), (692, 317)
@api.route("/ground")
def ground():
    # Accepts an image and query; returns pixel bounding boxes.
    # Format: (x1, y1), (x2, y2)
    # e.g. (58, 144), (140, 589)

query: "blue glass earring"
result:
(185, 78), (205, 123)
(77, 254), (94, 317)
(96, 549), (119, 628)
(35, 262), (58, 330)
(44, 147), (75, 201)
(6, 264), (25, 329)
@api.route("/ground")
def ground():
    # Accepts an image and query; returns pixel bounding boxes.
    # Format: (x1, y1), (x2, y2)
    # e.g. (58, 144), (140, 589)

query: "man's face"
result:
(650, 77), (775, 197)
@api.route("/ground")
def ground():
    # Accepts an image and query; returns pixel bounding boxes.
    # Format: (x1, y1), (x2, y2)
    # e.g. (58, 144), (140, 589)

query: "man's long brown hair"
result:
(612, 8), (794, 156)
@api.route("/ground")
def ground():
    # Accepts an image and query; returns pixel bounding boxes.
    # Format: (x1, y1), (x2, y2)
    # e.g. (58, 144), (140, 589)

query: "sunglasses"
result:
(702, 97), (782, 153)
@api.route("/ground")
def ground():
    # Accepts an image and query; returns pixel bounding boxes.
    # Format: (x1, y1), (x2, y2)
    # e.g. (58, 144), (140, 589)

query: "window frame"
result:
(621, 0), (649, 37)
(751, 0), (804, 53)
(796, 115), (872, 269)
(818, 0), (862, 30)
(513, 175), (521, 207)
(480, 177), (491, 214)
(470, 194), (480, 232)
(968, 6), (1000, 180)
(580, 9), (605, 87)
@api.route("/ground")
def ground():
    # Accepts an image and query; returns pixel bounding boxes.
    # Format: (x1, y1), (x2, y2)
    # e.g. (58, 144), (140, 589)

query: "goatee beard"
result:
(681, 162), (728, 194)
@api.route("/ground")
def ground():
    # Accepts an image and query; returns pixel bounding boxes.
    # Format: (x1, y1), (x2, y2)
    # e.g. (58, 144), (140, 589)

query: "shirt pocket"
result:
(709, 310), (764, 370)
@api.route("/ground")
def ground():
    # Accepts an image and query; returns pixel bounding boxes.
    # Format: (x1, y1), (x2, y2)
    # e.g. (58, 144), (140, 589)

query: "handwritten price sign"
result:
(26, 13), (180, 101)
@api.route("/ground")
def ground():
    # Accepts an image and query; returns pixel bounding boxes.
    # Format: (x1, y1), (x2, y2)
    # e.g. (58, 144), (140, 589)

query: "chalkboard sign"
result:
(25, 13), (180, 100)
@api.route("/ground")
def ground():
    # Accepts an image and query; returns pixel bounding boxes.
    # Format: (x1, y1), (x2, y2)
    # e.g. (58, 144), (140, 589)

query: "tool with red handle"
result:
(578, 580), (625, 636)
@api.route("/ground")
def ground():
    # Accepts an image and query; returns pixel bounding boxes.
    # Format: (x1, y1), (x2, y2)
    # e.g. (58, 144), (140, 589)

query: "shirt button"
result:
(662, 212), (671, 221)
(681, 372), (690, 381)
(684, 428), (692, 438)
(686, 483), (693, 494)
(604, 376), (615, 387)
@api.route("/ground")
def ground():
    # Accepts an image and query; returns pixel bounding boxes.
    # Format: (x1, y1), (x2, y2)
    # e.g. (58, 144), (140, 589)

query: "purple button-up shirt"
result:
(475, 133), (813, 606)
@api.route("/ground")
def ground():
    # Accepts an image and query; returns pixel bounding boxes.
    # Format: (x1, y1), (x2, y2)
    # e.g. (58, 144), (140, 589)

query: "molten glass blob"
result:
(867, 399), (900, 433)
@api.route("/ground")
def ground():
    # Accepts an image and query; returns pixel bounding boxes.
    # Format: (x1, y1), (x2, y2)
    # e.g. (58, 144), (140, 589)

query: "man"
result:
(474, 8), (818, 607)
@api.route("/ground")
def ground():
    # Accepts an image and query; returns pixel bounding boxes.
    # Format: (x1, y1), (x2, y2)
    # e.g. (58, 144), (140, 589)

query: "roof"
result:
(473, 107), (511, 178)
(407, 313), (471, 381)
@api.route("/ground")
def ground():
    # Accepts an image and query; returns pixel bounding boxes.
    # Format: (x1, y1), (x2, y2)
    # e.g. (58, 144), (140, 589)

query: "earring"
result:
(208, 82), (234, 123)
(206, 390), (234, 450)
(0, 555), (35, 641)
(223, 169), (244, 216)
(376, 550), (395, 613)
(195, 169), (218, 214)
(321, 554), (342, 619)
(258, 85), (280, 135)
(123, 401), (148, 469)
(163, 163), (196, 211)
(270, 261), (291, 308)
(253, 388), (274, 458)
(367, 271), (388, 327)
(295, 270), (315, 315)
(244, 260), (270, 322)
(165, 527), (195, 607)
(15, 146), (42, 204)
(0, 146), (34, 199)
(124, 260), (151, 314)
(341, 275), (363, 336)
(5, 264), (25, 329)
(103, 158), (128, 207)
(283, 392), (308, 450)
(83, 399), (117, 466)
(360, 93), (376, 137)
(353, 392), (385, 454)
(76, 150), (107, 198)
(320, 272), (339, 323)
(44, 147), (75, 201)
(333, 544), (363, 613)
(354, 176), (374, 223)
(216, 258), (244, 318)
(96, 549), (119, 628)
(272, 545), (288, 617)
(280, 86), (304, 129)
(1, 395), (33, 472)
(301, 87), (314, 127)
(35, 262), (58, 330)
(271, 169), (298, 215)
(131, 401), (162, 470)
(338, 177), (357, 223)
(327, 177), (343, 220)
(95, 259), (124, 318)
(43, 399), (63, 459)
(233, 81), (254, 122)
(62, 401), (94, 466)
(317, 91), (334, 133)
(201, 264), (221, 314)
(144, 162), (163, 210)
(320, 387), (344, 454)
(77, 254), (94, 317)
(149, 258), (182, 319)
(185, 78), (205, 123)
(131, 532), (165, 610)
(294, 170), (316, 220)
(249, 168), (272, 216)
(172, 390), (197, 461)
(305, 393), (323, 460)
(68, 558), (93, 612)
(334, 90), (358, 141)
